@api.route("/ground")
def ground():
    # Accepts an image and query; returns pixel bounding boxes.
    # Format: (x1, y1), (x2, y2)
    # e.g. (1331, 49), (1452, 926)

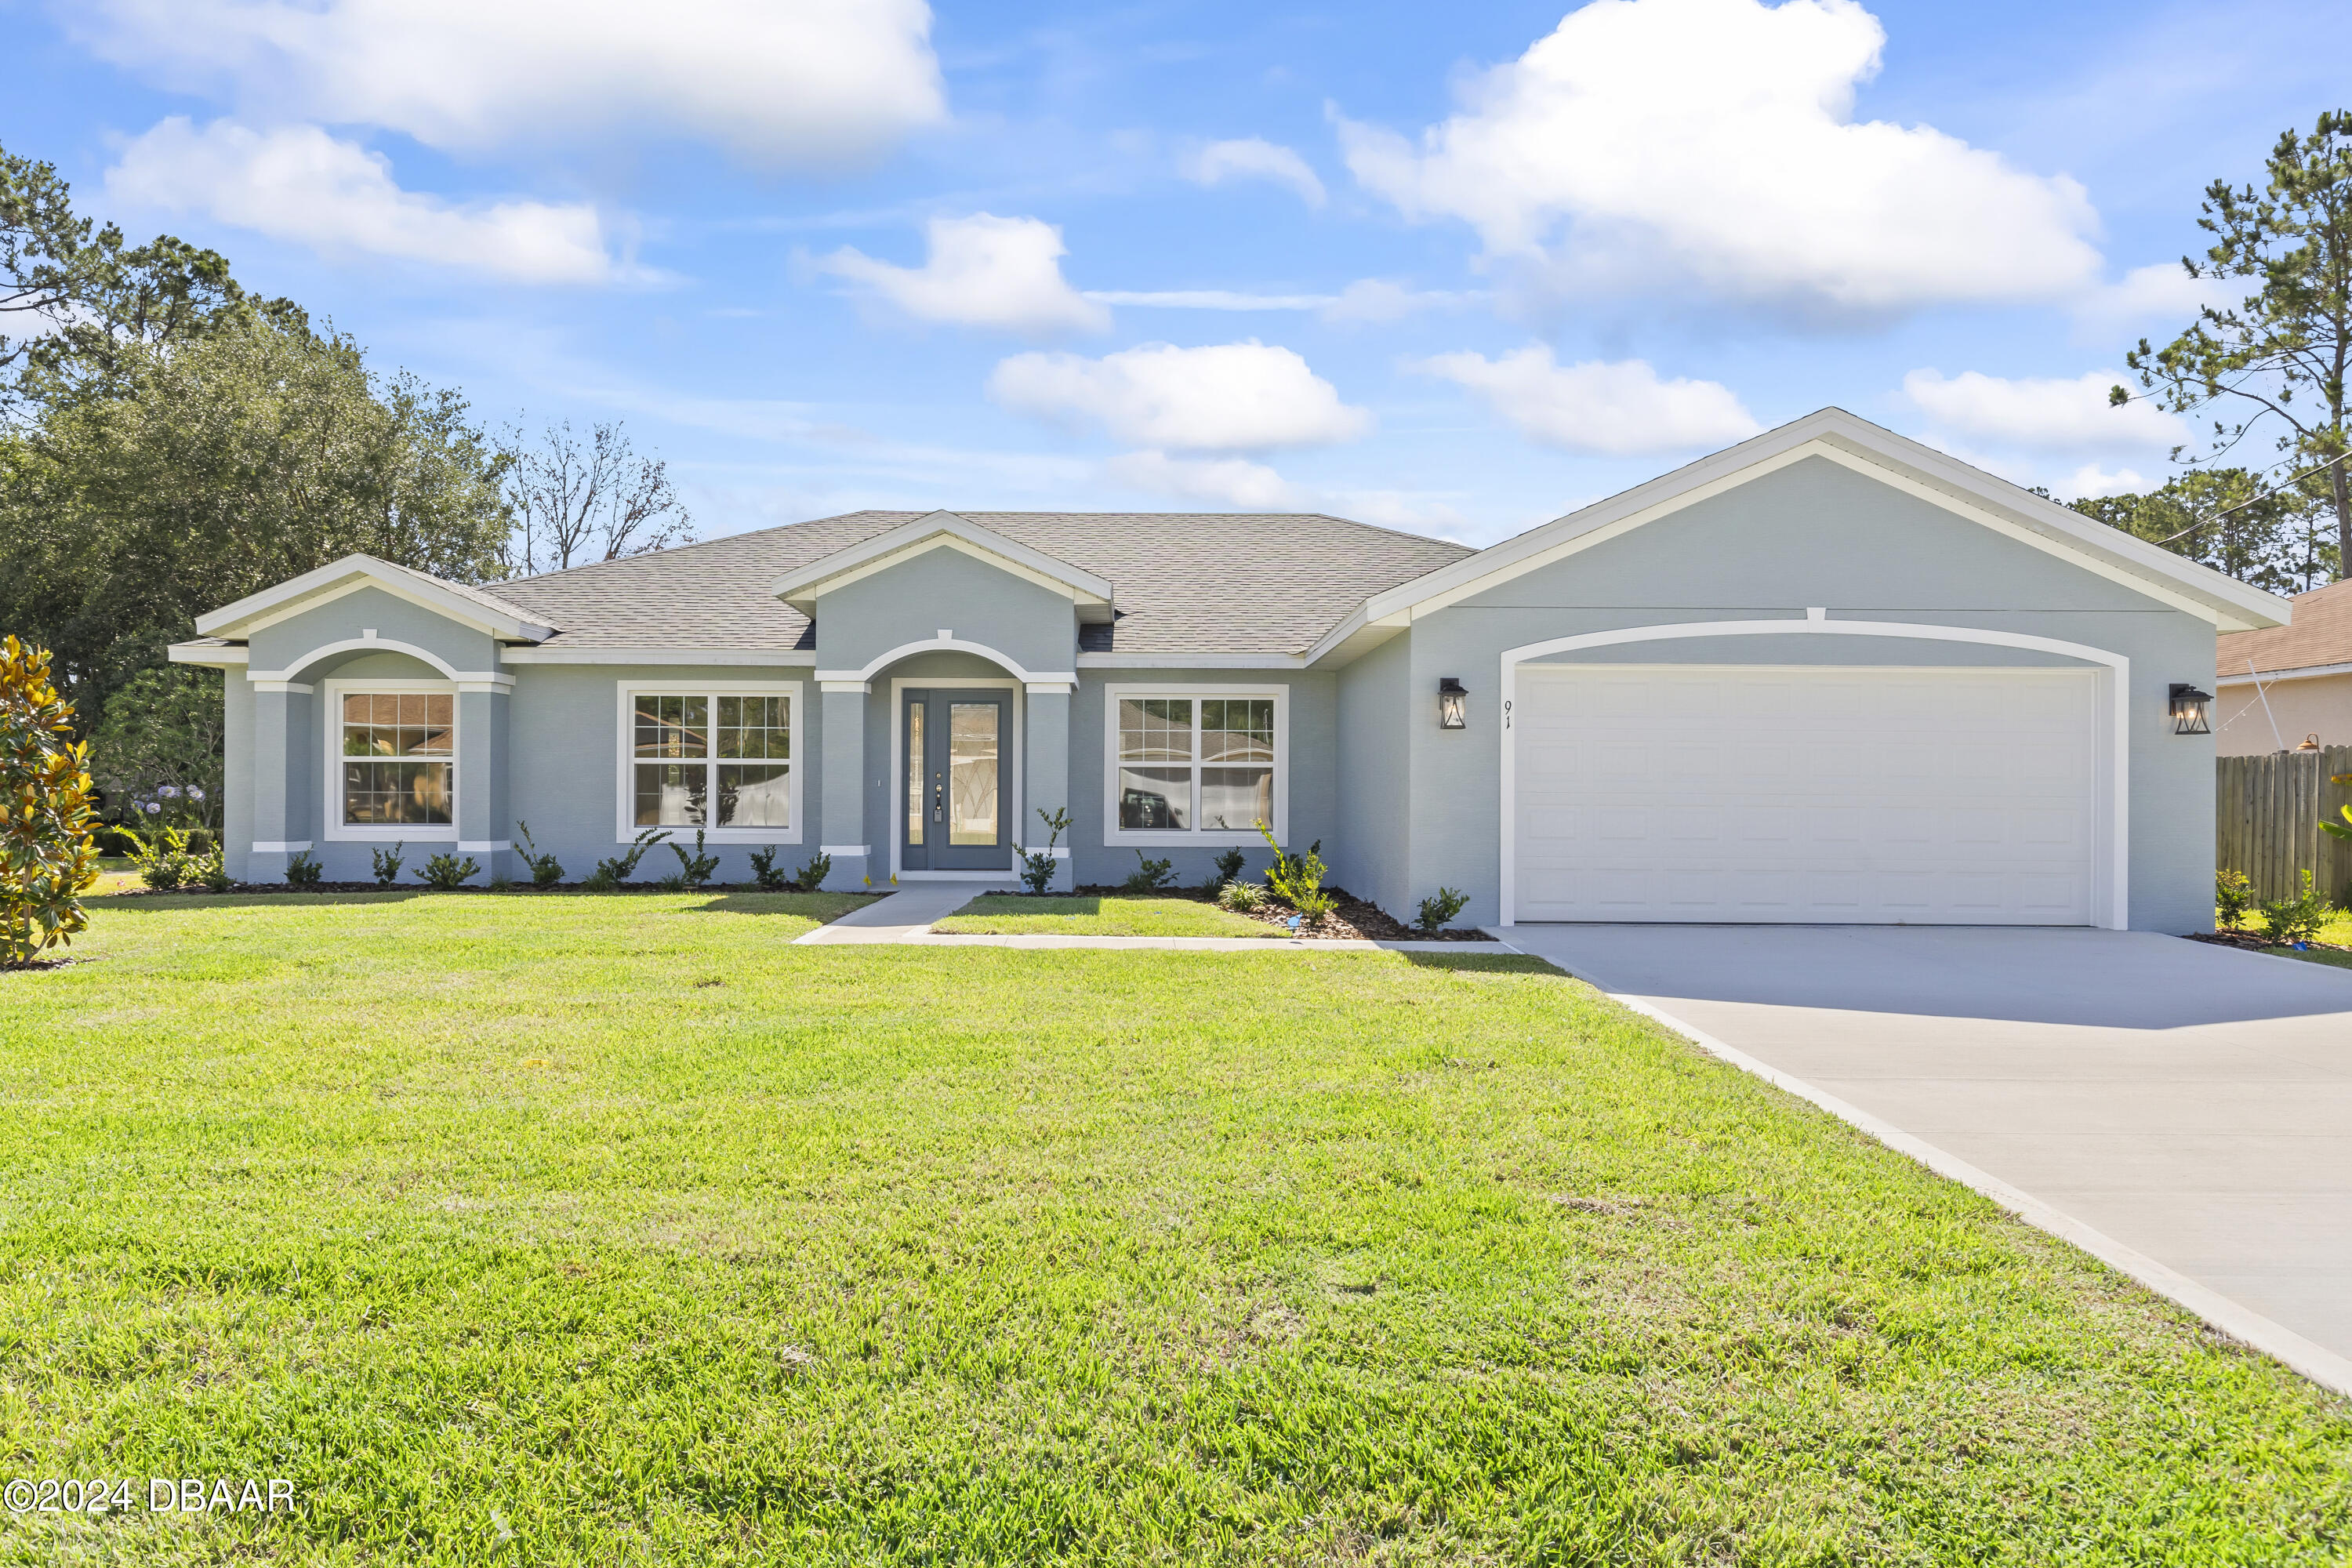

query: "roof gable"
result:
(771, 510), (1115, 621)
(2218, 575), (2352, 677)
(194, 554), (555, 642)
(1308, 409), (2288, 661)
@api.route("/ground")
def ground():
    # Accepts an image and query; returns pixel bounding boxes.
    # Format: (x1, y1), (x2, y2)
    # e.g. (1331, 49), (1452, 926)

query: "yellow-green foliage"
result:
(0, 635), (100, 965)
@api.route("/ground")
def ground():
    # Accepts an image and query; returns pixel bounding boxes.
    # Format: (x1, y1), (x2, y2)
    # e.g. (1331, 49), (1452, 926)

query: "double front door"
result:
(901, 689), (1011, 869)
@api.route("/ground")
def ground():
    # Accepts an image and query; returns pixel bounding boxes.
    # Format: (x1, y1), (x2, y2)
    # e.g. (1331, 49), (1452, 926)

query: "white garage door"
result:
(1511, 665), (2100, 924)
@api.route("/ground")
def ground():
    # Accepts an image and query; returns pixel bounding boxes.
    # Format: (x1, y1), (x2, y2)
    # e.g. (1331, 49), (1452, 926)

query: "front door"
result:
(901, 689), (1011, 870)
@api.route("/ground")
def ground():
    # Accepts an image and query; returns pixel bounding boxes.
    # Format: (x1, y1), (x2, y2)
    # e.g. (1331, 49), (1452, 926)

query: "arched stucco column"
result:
(818, 681), (870, 889)
(247, 680), (315, 880)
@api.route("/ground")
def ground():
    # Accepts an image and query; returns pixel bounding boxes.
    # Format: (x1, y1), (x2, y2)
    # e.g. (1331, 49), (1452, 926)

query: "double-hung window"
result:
(1105, 686), (1283, 843)
(328, 682), (457, 839)
(618, 683), (802, 842)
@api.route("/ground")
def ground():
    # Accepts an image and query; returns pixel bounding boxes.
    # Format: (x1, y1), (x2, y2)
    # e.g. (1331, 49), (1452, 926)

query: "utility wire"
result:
(2150, 450), (2352, 546)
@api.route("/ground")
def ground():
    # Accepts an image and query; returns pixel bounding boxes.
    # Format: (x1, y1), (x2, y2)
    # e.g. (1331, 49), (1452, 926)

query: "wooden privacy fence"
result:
(2216, 746), (2352, 903)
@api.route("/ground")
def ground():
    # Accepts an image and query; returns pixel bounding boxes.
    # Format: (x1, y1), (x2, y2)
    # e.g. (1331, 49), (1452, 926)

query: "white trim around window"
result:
(1102, 684), (1287, 848)
(612, 681), (805, 845)
(322, 677), (460, 843)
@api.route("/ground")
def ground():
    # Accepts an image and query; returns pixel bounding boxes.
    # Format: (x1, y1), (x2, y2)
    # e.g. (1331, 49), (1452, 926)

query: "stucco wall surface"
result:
(2215, 672), (2352, 755)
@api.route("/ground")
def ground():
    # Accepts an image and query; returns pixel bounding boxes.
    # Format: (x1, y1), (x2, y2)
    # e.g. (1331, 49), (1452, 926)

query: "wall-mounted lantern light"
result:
(1438, 677), (1468, 729)
(2169, 683), (2212, 735)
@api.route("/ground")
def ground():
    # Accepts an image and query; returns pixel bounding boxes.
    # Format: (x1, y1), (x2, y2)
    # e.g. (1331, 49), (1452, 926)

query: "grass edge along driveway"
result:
(2, 891), (2348, 1566)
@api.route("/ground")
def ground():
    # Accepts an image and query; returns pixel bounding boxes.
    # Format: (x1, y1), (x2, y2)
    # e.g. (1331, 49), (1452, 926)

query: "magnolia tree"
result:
(1, 634), (99, 966)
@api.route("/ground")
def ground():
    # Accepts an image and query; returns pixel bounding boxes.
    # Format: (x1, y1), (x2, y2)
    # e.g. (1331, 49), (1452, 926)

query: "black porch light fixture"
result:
(2169, 683), (2212, 735)
(1437, 677), (1468, 730)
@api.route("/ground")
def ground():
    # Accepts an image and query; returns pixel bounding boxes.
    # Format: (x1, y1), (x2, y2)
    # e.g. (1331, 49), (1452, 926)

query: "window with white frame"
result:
(1107, 688), (1283, 840)
(338, 690), (455, 829)
(620, 684), (800, 840)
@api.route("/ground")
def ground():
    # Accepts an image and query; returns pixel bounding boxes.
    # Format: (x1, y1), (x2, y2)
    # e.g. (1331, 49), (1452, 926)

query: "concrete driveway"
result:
(1499, 924), (2352, 1394)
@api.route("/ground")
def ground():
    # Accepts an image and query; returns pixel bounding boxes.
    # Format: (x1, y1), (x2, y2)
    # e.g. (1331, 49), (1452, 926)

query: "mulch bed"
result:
(1042, 884), (1497, 942)
(98, 881), (830, 898)
(2183, 930), (2352, 957)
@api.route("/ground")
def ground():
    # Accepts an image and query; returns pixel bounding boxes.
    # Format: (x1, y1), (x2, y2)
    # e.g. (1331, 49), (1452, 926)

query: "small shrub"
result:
(1122, 851), (1176, 895)
(1021, 807), (1071, 895)
(1203, 844), (1247, 894)
(371, 842), (406, 887)
(488, 869), (514, 891)
(285, 851), (323, 889)
(748, 845), (790, 891)
(655, 872), (688, 893)
(1415, 887), (1471, 933)
(2257, 869), (2332, 946)
(125, 826), (198, 890)
(2, 635), (101, 966)
(1218, 880), (1265, 912)
(795, 850), (833, 892)
(198, 851), (232, 895)
(668, 829), (720, 890)
(416, 852), (481, 891)
(587, 829), (670, 891)
(1256, 820), (1330, 920)
(2215, 869), (2254, 931)
(514, 821), (564, 887)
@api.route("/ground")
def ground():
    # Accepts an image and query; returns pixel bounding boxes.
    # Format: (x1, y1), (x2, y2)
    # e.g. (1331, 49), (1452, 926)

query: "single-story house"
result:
(2214, 576), (2352, 756)
(171, 408), (2288, 932)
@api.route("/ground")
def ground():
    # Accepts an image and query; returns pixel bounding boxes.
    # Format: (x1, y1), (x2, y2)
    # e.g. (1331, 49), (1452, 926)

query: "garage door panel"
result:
(1513, 665), (2099, 925)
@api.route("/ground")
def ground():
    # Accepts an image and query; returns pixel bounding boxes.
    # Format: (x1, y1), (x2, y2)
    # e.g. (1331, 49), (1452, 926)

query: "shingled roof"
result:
(488, 510), (1474, 656)
(2217, 575), (2352, 677)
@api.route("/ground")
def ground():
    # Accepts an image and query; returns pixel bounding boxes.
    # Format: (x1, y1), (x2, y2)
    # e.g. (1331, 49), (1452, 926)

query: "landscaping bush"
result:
(748, 845), (789, 891)
(668, 828), (720, 890)
(1217, 880), (1265, 912)
(2215, 869), (2255, 931)
(1202, 844), (1246, 895)
(1415, 886), (1471, 933)
(585, 829), (669, 891)
(1021, 807), (1071, 895)
(1, 635), (100, 967)
(2256, 869), (2332, 946)
(1121, 850), (1176, 895)
(1256, 820), (1332, 921)
(371, 843), (406, 887)
(285, 850), (322, 889)
(794, 849), (833, 892)
(514, 821), (564, 887)
(416, 852), (481, 891)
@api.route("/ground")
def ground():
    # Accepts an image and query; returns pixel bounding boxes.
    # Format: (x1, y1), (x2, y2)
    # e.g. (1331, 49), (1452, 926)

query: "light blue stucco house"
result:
(172, 409), (2288, 932)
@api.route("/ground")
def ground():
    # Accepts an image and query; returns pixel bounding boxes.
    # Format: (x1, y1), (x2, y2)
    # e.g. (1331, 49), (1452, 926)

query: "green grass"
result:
(2216, 906), (2352, 970)
(933, 892), (1279, 937)
(3, 893), (2350, 1565)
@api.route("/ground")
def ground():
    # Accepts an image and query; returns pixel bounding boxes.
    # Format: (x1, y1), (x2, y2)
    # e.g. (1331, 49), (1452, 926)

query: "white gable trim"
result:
(771, 511), (1113, 615)
(817, 633), (1076, 688)
(194, 554), (554, 641)
(1327, 412), (2287, 645)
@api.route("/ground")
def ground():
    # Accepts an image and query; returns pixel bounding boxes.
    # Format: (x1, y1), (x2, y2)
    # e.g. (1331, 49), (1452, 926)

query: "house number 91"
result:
(1502, 699), (1512, 729)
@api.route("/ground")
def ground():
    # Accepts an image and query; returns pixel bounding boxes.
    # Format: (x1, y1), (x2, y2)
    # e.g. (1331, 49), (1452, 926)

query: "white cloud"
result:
(1900, 368), (2188, 451)
(2066, 463), (2149, 498)
(1103, 450), (1306, 507)
(815, 214), (1109, 336)
(1411, 345), (1762, 456)
(988, 341), (1372, 452)
(1085, 289), (1334, 311)
(105, 118), (626, 282)
(1319, 279), (1475, 325)
(1182, 138), (1327, 207)
(2074, 263), (2238, 335)
(1336, 0), (2101, 313)
(67, 0), (945, 168)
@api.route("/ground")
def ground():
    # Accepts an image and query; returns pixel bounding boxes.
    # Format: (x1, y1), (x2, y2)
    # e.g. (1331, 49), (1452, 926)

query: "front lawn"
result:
(3, 894), (2350, 1563)
(933, 892), (1279, 937)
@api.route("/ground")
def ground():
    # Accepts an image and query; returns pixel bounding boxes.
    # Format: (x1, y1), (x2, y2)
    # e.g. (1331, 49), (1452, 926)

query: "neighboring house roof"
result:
(2216, 576), (2352, 681)
(488, 510), (1475, 655)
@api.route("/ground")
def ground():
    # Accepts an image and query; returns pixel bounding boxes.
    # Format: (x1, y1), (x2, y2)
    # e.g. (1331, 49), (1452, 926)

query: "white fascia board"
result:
(194, 554), (555, 641)
(2216, 659), (2352, 686)
(1075, 652), (1308, 669)
(770, 512), (1113, 612)
(1359, 409), (2291, 634)
(168, 641), (249, 666)
(499, 646), (816, 666)
(1300, 602), (1410, 668)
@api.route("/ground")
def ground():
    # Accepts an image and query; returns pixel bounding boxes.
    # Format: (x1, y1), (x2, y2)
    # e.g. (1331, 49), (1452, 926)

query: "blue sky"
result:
(9, 0), (2350, 548)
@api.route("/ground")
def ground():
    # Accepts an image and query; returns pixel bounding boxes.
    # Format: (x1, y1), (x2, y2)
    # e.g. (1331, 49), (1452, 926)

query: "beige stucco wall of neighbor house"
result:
(2215, 672), (2352, 756)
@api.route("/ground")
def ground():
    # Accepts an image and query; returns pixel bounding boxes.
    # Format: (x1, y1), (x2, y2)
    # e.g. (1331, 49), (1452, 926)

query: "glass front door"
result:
(901, 689), (1011, 870)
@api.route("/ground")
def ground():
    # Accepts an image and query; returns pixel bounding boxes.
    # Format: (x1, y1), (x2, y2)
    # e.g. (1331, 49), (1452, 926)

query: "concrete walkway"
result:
(792, 883), (994, 944)
(1500, 924), (2352, 1396)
